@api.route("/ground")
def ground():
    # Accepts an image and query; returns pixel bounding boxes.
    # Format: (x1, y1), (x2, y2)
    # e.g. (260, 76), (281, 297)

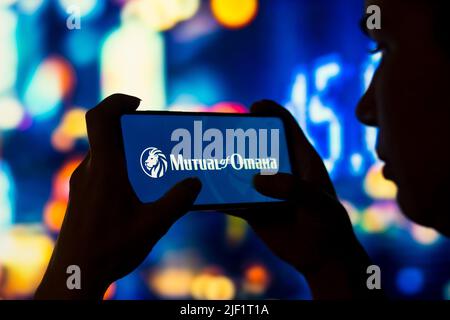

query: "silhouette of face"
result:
(357, 0), (450, 236)
(145, 152), (158, 169)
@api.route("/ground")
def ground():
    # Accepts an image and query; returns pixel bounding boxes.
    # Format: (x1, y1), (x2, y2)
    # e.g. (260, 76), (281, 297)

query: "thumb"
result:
(254, 173), (335, 204)
(225, 173), (296, 224)
(147, 177), (202, 225)
(253, 173), (296, 200)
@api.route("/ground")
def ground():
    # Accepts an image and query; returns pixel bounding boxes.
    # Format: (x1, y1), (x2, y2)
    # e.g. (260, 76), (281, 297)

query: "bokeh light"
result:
(0, 0), (17, 7)
(101, 22), (166, 109)
(410, 224), (440, 246)
(396, 267), (424, 296)
(64, 30), (99, 66)
(444, 281), (450, 300)
(364, 163), (397, 200)
(52, 108), (87, 152)
(0, 8), (18, 94)
(0, 226), (54, 298)
(209, 102), (247, 113)
(0, 262), (4, 292)
(0, 96), (24, 130)
(243, 264), (270, 295)
(103, 282), (117, 300)
(16, 0), (45, 14)
(0, 161), (14, 230)
(341, 200), (360, 226)
(360, 202), (400, 233)
(43, 200), (67, 233)
(203, 275), (235, 300)
(211, 0), (258, 29)
(191, 272), (235, 300)
(51, 158), (83, 202)
(149, 267), (195, 298)
(57, 0), (104, 19)
(226, 216), (247, 246)
(122, 0), (200, 31)
(24, 57), (75, 120)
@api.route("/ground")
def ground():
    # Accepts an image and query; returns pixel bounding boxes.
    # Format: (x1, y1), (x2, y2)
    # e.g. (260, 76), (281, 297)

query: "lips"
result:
(376, 148), (395, 181)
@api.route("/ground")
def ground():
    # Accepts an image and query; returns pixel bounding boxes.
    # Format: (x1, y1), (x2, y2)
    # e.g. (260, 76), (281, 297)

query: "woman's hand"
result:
(233, 100), (381, 299)
(35, 94), (202, 299)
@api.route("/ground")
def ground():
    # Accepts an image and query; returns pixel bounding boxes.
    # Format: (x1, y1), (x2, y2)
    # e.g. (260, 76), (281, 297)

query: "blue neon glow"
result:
(396, 267), (425, 295)
(0, 161), (15, 229)
(286, 55), (382, 176)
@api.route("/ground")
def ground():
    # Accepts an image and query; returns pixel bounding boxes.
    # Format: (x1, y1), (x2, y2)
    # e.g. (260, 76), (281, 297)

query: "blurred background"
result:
(0, 0), (449, 300)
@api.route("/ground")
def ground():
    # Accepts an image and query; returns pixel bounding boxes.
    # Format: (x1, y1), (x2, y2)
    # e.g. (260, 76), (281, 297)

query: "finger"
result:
(255, 172), (336, 203)
(251, 100), (336, 197)
(224, 173), (296, 224)
(85, 93), (141, 160)
(253, 173), (296, 200)
(145, 177), (202, 226)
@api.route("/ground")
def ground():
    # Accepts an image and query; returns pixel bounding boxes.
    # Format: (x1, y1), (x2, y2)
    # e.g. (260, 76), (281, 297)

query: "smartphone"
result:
(121, 111), (293, 210)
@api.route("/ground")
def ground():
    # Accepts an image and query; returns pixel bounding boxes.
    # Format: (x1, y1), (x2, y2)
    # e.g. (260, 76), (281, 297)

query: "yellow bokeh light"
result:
(60, 108), (87, 139)
(361, 203), (397, 233)
(0, 225), (54, 298)
(226, 215), (247, 246)
(0, 96), (24, 130)
(364, 163), (397, 200)
(190, 273), (213, 299)
(149, 267), (195, 298)
(122, 0), (200, 32)
(175, 0), (200, 20)
(191, 273), (235, 300)
(211, 0), (258, 29)
(101, 22), (166, 108)
(341, 200), (360, 226)
(410, 224), (440, 245)
(51, 108), (87, 152)
(204, 276), (235, 300)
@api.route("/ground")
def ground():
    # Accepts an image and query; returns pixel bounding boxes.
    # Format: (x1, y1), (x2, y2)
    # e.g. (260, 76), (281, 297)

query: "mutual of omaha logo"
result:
(140, 147), (168, 178)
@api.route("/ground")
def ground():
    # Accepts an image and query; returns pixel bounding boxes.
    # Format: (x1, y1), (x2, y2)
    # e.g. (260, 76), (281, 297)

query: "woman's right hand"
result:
(232, 100), (383, 299)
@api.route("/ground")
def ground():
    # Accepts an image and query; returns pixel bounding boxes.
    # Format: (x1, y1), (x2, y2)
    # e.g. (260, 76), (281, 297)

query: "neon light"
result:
(315, 62), (341, 92)
(286, 55), (386, 176)
(396, 268), (424, 295)
(0, 8), (18, 95)
(0, 161), (14, 230)
(24, 57), (75, 120)
(363, 52), (382, 161)
(101, 21), (166, 109)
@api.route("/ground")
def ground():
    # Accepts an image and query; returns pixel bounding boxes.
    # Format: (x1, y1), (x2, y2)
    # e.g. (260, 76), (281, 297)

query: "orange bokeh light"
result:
(44, 200), (67, 233)
(103, 282), (116, 300)
(52, 158), (83, 201)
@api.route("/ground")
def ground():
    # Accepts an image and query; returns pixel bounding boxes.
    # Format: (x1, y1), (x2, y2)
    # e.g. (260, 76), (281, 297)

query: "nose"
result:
(356, 79), (378, 127)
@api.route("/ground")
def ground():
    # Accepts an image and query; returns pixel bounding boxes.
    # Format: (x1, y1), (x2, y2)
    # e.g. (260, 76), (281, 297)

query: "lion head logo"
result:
(140, 147), (168, 178)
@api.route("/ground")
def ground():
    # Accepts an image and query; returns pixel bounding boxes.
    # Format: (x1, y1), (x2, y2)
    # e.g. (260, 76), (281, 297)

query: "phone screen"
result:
(121, 112), (292, 208)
